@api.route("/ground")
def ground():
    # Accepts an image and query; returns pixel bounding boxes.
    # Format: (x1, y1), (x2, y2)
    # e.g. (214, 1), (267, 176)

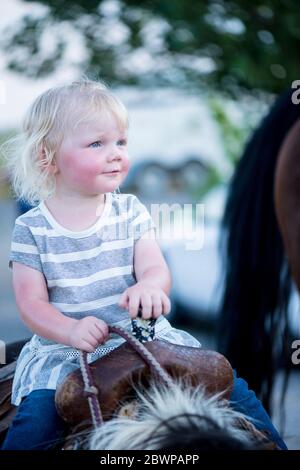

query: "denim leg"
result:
(1, 389), (68, 450)
(230, 370), (287, 450)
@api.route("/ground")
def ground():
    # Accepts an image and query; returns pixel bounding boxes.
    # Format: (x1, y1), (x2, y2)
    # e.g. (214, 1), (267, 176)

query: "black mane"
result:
(218, 88), (300, 411)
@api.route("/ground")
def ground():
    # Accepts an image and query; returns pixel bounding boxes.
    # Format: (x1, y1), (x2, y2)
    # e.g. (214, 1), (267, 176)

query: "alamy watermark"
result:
(291, 80), (300, 104)
(96, 202), (205, 251)
(0, 340), (6, 365)
(291, 339), (300, 365)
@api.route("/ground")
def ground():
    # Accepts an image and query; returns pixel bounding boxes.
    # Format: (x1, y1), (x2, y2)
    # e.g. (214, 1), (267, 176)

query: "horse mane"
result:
(218, 88), (300, 411)
(88, 380), (267, 450)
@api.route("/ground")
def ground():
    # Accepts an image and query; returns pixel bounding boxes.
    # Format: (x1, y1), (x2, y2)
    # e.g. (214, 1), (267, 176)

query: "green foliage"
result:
(1, 0), (299, 96)
(190, 93), (262, 199)
(0, 130), (16, 167)
(191, 165), (222, 201)
(207, 97), (251, 167)
(0, 130), (16, 199)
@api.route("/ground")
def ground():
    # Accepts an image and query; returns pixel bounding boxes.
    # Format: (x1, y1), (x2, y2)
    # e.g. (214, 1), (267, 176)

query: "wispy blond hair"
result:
(3, 78), (128, 204)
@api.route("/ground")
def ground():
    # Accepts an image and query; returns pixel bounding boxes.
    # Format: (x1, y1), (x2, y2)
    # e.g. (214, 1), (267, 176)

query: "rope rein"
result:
(78, 349), (103, 427)
(79, 319), (174, 429)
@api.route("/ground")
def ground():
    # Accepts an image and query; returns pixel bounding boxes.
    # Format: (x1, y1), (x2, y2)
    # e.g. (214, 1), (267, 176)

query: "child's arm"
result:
(12, 262), (108, 352)
(134, 229), (172, 295)
(119, 229), (172, 319)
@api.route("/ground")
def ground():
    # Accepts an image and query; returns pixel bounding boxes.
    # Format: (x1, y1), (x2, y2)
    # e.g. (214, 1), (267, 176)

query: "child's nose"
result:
(107, 146), (122, 161)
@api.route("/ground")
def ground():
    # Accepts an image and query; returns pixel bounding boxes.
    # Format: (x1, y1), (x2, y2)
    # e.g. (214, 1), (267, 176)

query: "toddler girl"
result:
(2, 79), (286, 450)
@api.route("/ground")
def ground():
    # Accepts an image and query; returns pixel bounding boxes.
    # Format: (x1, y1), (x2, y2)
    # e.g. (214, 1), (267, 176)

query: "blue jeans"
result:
(1, 374), (287, 450)
(1, 390), (67, 450)
(230, 371), (287, 450)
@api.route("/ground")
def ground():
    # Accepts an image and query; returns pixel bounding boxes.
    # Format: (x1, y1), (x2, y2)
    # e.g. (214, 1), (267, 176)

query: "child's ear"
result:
(39, 146), (58, 175)
(47, 157), (58, 175)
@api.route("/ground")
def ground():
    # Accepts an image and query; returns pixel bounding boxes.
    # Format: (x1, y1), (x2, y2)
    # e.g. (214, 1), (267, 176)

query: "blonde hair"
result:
(3, 78), (128, 204)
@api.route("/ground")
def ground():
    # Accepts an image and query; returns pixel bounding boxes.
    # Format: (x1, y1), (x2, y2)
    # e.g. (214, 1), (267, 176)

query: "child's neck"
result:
(44, 192), (106, 232)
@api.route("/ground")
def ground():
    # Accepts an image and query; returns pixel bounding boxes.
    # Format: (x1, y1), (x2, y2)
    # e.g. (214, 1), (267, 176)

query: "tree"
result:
(1, 0), (299, 96)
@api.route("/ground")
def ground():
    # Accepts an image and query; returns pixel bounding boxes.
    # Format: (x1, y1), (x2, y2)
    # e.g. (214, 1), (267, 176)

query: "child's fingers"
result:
(78, 338), (97, 353)
(118, 290), (129, 309)
(140, 293), (153, 319)
(94, 319), (109, 338)
(151, 294), (163, 318)
(128, 294), (142, 319)
(162, 294), (171, 315)
(91, 325), (107, 343)
(84, 328), (102, 346)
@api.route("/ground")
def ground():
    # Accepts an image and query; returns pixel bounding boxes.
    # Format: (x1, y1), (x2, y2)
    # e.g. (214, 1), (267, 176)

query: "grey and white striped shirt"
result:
(9, 192), (200, 405)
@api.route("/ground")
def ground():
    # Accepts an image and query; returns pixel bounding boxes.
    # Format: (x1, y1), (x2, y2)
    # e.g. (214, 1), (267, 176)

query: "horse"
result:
(0, 321), (278, 450)
(218, 87), (300, 412)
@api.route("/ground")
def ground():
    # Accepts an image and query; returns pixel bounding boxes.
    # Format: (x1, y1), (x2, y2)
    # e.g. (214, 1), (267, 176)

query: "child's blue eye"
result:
(118, 139), (127, 146)
(89, 141), (102, 148)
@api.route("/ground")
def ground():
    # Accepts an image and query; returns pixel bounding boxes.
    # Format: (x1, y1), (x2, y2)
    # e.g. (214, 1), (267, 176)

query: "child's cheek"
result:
(122, 158), (130, 174)
(68, 154), (101, 182)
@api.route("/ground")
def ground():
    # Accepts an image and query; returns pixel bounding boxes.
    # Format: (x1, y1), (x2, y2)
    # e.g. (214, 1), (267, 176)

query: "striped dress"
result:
(9, 192), (200, 406)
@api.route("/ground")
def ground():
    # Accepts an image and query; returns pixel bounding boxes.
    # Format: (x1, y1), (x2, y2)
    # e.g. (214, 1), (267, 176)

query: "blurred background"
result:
(0, 0), (299, 448)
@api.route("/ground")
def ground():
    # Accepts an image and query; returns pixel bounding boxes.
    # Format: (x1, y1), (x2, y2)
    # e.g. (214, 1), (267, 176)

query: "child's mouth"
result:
(104, 171), (120, 175)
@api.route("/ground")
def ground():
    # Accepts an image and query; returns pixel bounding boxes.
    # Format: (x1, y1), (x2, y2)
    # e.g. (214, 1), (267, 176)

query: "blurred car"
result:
(122, 157), (209, 202)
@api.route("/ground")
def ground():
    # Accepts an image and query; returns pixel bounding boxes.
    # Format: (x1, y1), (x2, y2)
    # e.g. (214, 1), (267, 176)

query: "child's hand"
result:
(118, 281), (171, 320)
(68, 316), (109, 353)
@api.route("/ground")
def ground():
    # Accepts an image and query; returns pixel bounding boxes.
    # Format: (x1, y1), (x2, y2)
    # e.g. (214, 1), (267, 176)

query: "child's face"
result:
(53, 112), (130, 197)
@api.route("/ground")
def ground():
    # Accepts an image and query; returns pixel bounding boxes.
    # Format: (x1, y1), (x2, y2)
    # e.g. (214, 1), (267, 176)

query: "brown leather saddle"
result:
(55, 339), (234, 426)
